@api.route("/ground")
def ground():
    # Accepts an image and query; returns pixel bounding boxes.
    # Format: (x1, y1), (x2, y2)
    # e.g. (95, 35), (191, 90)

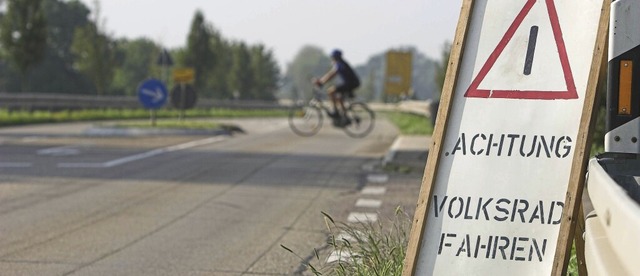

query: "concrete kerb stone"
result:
(383, 135), (431, 168)
(84, 126), (233, 137)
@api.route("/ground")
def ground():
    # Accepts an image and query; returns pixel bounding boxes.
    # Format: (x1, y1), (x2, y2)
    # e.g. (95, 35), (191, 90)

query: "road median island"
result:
(86, 120), (245, 137)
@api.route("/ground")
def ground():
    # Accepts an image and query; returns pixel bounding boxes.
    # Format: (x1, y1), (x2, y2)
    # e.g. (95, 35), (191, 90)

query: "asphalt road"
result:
(0, 118), (403, 275)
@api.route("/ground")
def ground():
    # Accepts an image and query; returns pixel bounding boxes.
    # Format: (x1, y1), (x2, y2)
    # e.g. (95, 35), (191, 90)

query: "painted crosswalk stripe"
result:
(361, 186), (386, 195)
(355, 198), (383, 208)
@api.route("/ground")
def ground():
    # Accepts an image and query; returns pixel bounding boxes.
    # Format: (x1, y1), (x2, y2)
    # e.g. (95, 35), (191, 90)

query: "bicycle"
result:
(288, 86), (375, 138)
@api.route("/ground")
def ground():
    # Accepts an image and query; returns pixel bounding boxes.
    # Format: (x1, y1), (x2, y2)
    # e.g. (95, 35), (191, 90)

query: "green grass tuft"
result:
(283, 208), (411, 276)
(0, 108), (287, 128)
(382, 112), (433, 135)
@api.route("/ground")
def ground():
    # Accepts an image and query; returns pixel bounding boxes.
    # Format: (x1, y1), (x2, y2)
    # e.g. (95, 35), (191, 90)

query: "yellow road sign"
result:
(173, 68), (195, 83)
(384, 51), (413, 95)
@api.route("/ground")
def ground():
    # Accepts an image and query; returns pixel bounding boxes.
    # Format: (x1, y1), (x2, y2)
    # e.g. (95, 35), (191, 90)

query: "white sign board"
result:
(406, 0), (607, 275)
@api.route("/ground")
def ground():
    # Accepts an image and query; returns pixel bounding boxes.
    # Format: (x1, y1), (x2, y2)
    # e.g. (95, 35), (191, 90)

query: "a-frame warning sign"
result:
(402, 0), (610, 274)
(464, 0), (578, 100)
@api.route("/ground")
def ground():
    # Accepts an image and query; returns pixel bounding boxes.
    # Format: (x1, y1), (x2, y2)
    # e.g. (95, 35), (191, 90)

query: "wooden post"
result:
(550, 1), (610, 274)
(402, 0), (476, 274)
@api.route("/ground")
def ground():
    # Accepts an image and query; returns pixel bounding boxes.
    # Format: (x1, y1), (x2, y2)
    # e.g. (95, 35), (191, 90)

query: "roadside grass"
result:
(282, 208), (410, 276)
(284, 209), (580, 276)
(381, 111), (434, 135)
(0, 108), (287, 127)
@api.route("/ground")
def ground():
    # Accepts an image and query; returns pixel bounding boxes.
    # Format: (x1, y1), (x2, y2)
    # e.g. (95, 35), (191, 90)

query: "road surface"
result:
(0, 118), (412, 275)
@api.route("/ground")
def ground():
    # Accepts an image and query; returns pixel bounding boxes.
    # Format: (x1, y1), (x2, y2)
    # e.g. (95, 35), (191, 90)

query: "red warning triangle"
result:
(464, 0), (577, 100)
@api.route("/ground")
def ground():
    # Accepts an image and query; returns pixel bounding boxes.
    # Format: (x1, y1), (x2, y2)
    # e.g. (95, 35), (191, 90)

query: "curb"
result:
(84, 127), (233, 137)
(383, 135), (431, 166)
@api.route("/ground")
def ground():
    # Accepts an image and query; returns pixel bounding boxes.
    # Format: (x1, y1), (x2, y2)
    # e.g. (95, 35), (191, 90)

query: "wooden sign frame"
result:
(402, 0), (610, 275)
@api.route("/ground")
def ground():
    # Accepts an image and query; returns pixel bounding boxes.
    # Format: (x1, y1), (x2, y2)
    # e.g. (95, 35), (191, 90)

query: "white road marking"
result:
(361, 186), (386, 195)
(327, 250), (352, 263)
(37, 146), (80, 156)
(22, 136), (42, 142)
(355, 198), (383, 208)
(361, 161), (378, 172)
(367, 174), (388, 183)
(336, 231), (365, 242)
(58, 136), (226, 168)
(0, 162), (32, 168)
(347, 212), (378, 223)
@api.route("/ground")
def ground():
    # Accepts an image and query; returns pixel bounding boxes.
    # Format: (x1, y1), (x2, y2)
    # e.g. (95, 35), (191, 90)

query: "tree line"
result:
(0, 0), (450, 103)
(0, 0), (281, 101)
(281, 45), (443, 102)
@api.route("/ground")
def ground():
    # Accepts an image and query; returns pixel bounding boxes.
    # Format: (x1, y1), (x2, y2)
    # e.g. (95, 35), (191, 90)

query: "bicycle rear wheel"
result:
(343, 102), (375, 138)
(288, 105), (323, 137)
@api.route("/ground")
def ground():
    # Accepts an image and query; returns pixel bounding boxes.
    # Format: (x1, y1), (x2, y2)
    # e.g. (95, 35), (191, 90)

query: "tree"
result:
(434, 41), (452, 100)
(0, 0), (47, 91)
(70, 1), (115, 95)
(228, 42), (253, 99)
(249, 44), (279, 100)
(110, 38), (159, 96)
(23, 0), (93, 94)
(184, 10), (215, 94)
(206, 34), (231, 99)
(284, 45), (331, 100)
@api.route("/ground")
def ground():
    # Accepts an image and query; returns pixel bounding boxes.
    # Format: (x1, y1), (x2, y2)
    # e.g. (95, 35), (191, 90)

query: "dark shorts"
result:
(335, 83), (359, 98)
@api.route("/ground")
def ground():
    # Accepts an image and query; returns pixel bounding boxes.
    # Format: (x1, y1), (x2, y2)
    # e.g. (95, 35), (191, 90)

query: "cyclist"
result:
(313, 49), (360, 127)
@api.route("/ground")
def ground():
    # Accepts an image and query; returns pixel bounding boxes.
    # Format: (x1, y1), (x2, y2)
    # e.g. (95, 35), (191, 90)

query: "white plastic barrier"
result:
(585, 157), (640, 275)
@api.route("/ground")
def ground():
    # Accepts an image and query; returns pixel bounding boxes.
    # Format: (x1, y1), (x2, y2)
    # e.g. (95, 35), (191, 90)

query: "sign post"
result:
(138, 79), (169, 126)
(157, 48), (174, 85)
(172, 68), (197, 121)
(403, 0), (609, 275)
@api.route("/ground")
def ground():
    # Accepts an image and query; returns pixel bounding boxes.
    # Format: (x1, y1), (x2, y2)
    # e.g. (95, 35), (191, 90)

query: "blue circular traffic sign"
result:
(138, 79), (168, 109)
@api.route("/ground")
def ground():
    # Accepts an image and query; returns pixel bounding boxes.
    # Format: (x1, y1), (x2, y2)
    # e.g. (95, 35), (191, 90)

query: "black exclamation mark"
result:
(524, 26), (539, 76)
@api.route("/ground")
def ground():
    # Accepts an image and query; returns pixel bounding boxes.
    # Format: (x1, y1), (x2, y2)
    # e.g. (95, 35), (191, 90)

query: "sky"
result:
(78, 0), (463, 70)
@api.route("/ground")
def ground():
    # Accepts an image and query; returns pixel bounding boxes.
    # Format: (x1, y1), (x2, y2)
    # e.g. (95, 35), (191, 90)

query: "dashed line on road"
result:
(328, 173), (389, 264)
(361, 186), (387, 195)
(366, 174), (389, 183)
(355, 198), (383, 208)
(327, 250), (352, 263)
(361, 161), (378, 172)
(347, 212), (379, 223)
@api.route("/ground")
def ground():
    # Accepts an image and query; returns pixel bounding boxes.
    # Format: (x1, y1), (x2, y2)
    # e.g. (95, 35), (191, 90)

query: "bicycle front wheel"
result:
(288, 105), (323, 137)
(344, 102), (375, 138)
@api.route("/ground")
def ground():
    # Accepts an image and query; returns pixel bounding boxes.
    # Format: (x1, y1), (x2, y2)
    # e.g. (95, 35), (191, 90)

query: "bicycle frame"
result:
(288, 86), (375, 138)
(306, 86), (355, 117)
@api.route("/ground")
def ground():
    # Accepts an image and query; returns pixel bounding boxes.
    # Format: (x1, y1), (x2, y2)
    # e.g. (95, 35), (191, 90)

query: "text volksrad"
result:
(432, 195), (563, 262)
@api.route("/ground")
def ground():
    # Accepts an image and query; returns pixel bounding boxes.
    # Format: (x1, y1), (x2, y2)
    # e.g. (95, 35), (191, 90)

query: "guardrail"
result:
(0, 93), (285, 111)
(0, 93), (434, 117)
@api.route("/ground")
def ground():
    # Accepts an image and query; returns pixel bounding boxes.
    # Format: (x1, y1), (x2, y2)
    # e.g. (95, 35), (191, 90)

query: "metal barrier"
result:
(0, 93), (432, 118)
(0, 93), (286, 111)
